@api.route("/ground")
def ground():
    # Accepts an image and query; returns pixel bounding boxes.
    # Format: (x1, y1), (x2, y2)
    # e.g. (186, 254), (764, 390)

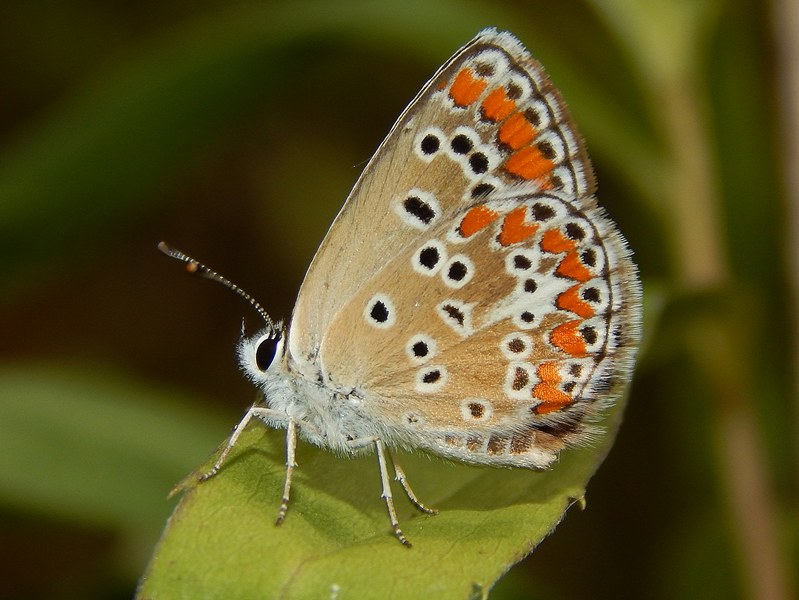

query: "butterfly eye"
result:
(255, 333), (281, 371)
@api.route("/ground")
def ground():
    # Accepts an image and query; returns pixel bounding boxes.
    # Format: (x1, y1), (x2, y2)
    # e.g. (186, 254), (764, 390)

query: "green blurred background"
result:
(1, 0), (797, 598)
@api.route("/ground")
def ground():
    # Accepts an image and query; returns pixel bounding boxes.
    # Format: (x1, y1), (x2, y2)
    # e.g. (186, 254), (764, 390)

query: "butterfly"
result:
(160, 28), (642, 547)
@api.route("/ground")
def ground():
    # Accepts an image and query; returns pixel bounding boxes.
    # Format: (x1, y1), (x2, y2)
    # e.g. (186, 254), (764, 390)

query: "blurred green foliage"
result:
(0, 0), (796, 598)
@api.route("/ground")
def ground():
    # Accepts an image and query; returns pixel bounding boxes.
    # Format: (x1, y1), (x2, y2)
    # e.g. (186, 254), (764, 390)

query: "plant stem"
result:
(658, 42), (792, 600)
(772, 0), (799, 513)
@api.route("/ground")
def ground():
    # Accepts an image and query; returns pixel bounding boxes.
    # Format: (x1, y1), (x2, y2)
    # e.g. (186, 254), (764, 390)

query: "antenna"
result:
(157, 242), (277, 333)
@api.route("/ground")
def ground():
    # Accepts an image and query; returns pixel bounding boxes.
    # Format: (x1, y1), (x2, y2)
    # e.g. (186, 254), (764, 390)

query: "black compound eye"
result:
(255, 333), (280, 371)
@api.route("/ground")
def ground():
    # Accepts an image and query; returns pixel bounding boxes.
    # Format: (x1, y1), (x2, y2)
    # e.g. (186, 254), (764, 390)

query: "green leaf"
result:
(137, 397), (625, 599)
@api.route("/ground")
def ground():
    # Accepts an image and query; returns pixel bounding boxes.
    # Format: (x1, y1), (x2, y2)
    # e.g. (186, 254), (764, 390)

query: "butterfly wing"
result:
(289, 29), (594, 370)
(287, 29), (640, 468)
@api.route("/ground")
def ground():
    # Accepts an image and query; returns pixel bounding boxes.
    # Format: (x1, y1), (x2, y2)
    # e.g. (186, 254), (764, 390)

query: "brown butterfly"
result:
(161, 28), (641, 546)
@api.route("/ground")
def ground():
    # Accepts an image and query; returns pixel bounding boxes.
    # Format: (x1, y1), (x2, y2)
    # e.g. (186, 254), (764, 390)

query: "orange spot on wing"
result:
(459, 205), (499, 237)
(498, 206), (539, 246)
(556, 251), (592, 282)
(481, 87), (516, 122)
(550, 320), (587, 356)
(532, 362), (573, 413)
(556, 284), (595, 318)
(540, 229), (576, 254)
(538, 362), (561, 383)
(534, 400), (571, 414)
(504, 146), (554, 180)
(498, 112), (536, 150)
(450, 68), (487, 107)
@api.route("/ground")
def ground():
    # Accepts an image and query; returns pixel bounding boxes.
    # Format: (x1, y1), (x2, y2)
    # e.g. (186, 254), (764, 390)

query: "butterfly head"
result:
(237, 320), (286, 383)
(158, 241), (287, 381)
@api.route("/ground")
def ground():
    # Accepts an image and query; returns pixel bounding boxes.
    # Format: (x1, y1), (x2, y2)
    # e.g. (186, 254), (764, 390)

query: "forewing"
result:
(288, 29), (596, 377)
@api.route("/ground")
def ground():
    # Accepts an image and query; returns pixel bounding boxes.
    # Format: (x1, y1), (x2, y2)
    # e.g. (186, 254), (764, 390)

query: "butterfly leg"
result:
(199, 405), (289, 481)
(199, 406), (257, 481)
(275, 418), (297, 525)
(199, 406), (304, 526)
(344, 436), (410, 546)
(374, 439), (411, 547)
(391, 455), (438, 515)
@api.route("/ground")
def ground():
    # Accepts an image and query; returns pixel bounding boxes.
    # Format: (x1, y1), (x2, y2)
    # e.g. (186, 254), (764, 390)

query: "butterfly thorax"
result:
(238, 329), (384, 454)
